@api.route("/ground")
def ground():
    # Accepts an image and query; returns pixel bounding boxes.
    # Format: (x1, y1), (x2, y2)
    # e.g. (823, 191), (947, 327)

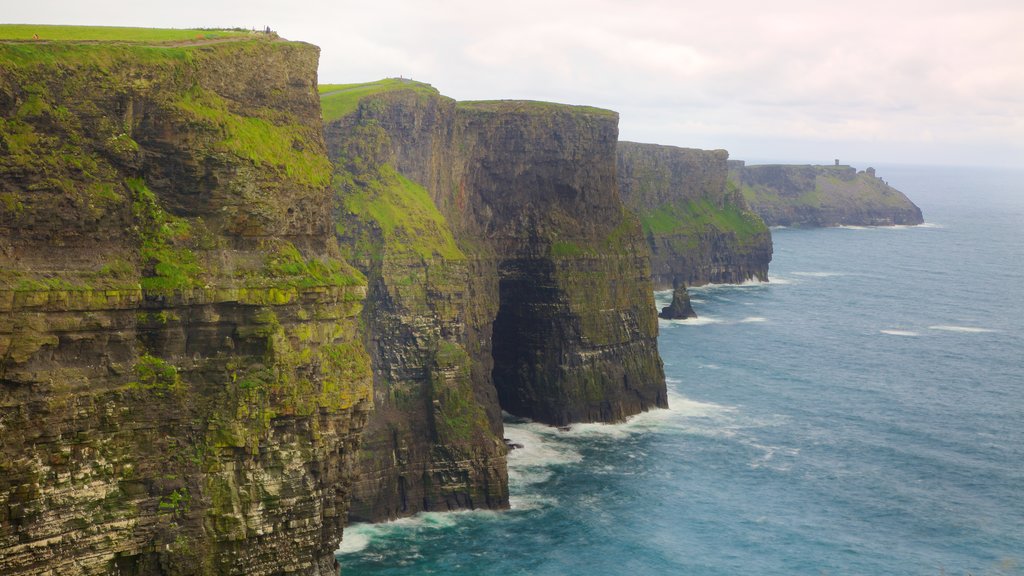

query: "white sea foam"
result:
(660, 315), (722, 326)
(880, 329), (920, 337)
(505, 422), (583, 487)
(837, 225), (869, 230)
(766, 276), (793, 285)
(747, 442), (801, 471)
(792, 271), (845, 278)
(336, 526), (373, 554)
(336, 511), (477, 555)
(699, 363), (721, 370)
(740, 316), (768, 323)
(929, 325), (997, 334)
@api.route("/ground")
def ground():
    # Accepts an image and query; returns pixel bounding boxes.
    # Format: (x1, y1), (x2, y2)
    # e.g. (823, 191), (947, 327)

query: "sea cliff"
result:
(729, 161), (924, 227)
(321, 82), (666, 523)
(617, 143), (772, 289)
(1, 25), (787, 574)
(1, 32), (371, 575)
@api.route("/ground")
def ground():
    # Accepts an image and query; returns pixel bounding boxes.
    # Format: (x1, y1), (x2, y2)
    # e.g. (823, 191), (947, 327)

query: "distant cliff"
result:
(618, 143), (772, 289)
(729, 161), (924, 227)
(322, 82), (666, 522)
(1, 33), (371, 575)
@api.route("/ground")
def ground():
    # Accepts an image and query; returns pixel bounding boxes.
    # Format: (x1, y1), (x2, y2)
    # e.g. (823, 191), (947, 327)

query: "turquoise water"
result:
(337, 166), (1024, 575)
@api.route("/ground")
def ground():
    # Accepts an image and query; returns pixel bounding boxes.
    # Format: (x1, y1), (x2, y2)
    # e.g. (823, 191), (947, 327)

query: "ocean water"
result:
(337, 165), (1024, 576)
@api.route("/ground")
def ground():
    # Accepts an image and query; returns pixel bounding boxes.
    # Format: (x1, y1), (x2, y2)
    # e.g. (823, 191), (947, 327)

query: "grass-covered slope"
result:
(319, 78), (439, 122)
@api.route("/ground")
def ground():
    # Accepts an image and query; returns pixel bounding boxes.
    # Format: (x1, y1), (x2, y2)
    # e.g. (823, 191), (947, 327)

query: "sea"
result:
(336, 165), (1024, 576)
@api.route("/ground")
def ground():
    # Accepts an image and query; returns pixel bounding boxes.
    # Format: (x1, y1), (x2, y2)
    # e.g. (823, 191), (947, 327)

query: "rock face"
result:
(322, 85), (666, 521)
(729, 161), (924, 227)
(617, 143), (772, 290)
(325, 86), (509, 523)
(659, 284), (697, 320)
(1, 37), (372, 575)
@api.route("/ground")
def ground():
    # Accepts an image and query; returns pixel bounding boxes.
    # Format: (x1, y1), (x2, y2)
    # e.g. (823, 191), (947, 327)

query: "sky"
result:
(4, 0), (1023, 168)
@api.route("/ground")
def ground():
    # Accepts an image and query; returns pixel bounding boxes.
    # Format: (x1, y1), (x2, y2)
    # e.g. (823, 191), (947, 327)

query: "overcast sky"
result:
(5, 0), (1022, 167)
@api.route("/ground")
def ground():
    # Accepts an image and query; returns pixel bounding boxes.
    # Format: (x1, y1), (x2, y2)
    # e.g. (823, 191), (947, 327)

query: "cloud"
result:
(4, 0), (1022, 166)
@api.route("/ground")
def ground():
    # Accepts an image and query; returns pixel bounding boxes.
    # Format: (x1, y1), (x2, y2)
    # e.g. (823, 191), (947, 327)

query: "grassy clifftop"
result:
(0, 23), (258, 43)
(319, 78), (439, 122)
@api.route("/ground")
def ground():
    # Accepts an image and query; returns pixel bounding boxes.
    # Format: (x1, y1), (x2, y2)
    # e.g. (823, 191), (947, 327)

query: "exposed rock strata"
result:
(729, 161), (924, 227)
(322, 86), (667, 522)
(617, 142), (772, 290)
(1, 37), (371, 576)
(326, 91), (509, 522)
(659, 284), (697, 320)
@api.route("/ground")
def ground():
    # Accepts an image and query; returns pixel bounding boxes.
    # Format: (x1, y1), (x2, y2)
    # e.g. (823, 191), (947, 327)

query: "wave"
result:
(792, 271), (845, 278)
(837, 225), (869, 230)
(660, 315), (722, 326)
(505, 422), (583, 488)
(928, 325), (997, 334)
(336, 510), (490, 556)
(740, 316), (768, 323)
(880, 329), (920, 337)
(766, 276), (793, 285)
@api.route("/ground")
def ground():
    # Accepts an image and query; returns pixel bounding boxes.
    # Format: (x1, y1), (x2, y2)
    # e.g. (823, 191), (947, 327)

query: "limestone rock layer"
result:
(322, 86), (667, 522)
(1, 36), (372, 576)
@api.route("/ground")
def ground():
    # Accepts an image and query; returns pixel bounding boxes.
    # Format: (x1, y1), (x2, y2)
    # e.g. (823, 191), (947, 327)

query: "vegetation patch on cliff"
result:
(640, 199), (766, 245)
(176, 87), (331, 188)
(319, 79), (439, 123)
(336, 163), (464, 262)
(128, 178), (205, 293)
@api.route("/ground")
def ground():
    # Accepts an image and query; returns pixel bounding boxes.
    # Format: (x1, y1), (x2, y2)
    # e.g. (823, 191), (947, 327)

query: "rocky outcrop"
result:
(659, 284), (696, 320)
(617, 142), (772, 290)
(1, 36), (372, 575)
(729, 161), (924, 227)
(322, 85), (666, 521)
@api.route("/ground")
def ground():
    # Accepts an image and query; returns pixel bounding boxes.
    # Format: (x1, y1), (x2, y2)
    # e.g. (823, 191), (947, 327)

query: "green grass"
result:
(319, 78), (439, 122)
(176, 87), (331, 188)
(128, 178), (204, 294)
(262, 242), (365, 289)
(337, 164), (464, 261)
(456, 99), (618, 118)
(0, 24), (253, 43)
(640, 199), (767, 243)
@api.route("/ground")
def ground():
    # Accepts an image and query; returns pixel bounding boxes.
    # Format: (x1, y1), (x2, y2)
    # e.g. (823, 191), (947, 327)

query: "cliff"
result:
(1, 29), (372, 575)
(729, 161), (924, 227)
(617, 143), (772, 290)
(324, 83), (509, 523)
(322, 84), (666, 522)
